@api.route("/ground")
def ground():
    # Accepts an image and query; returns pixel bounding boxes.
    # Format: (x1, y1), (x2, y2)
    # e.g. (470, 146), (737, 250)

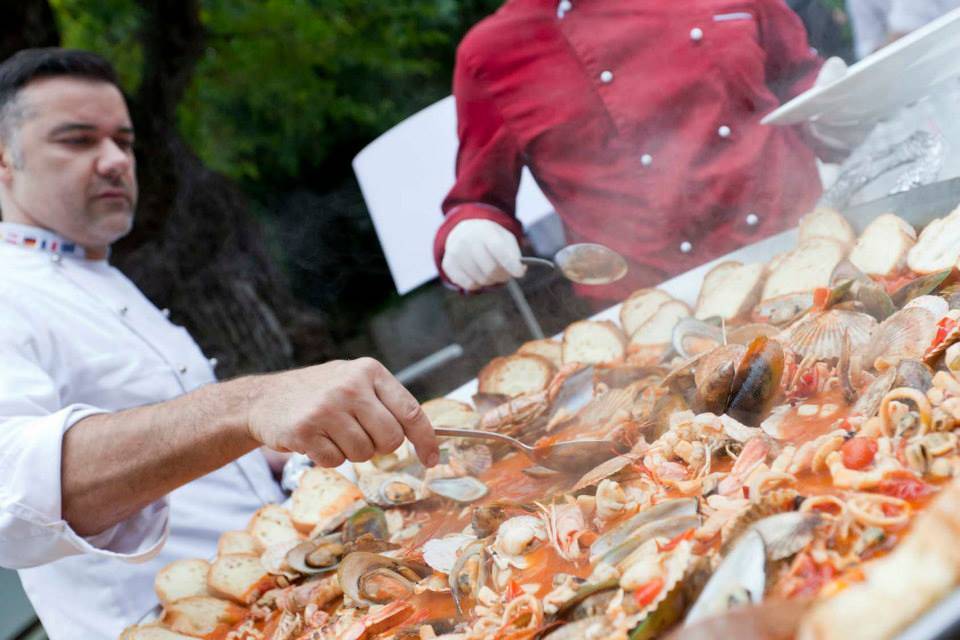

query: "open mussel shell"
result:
(427, 476), (489, 503)
(358, 471), (425, 507)
(590, 498), (698, 565)
(553, 578), (619, 621)
(343, 505), (389, 542)
(449, 539), (490, 616)
(785, 310), (876, 362)
(751, 511), (821, 561)
(286, 537), (344, 575)
(338, 552), (432, 607)
(685, 530), (766, 626)
(891, 269), (953, 307)
(726, 336), (784, 427)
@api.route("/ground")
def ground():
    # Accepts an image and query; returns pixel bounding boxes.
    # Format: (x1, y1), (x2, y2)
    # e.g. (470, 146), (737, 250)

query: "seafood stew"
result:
(123, 204), (960, 640)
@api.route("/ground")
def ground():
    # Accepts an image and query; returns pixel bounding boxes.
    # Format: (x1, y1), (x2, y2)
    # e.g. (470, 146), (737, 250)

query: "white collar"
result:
(0, 222), (89, 259)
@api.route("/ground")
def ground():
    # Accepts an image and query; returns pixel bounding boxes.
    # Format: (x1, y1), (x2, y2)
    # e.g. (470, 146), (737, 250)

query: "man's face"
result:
(0, 76), (137, 255)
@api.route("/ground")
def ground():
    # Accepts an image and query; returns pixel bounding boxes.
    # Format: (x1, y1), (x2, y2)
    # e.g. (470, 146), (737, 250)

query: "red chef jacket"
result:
(434, 0), (826, 300)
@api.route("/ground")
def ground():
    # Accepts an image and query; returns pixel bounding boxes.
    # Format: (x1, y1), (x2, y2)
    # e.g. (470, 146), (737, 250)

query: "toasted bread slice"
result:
(516, 338), (562, 368)
(907, 205), (960, 274)
(695, 261), (766, 321)
(849, 213), (917, 277)
(761, 238), (847, 300)
(119, 625), (199, 640)
(217, 530), (262, 557)
(162, 596), (246, 637)
(290, 467), (365, 535)
(619, 289), (673, 337)
(422, 398), (480, 430)
(798, 206), (856, 248)
(478, 354), (556, 397)
(155, 559), (211, 606)
(207, 554), (273, 605)
(561, 320), (627, 365)
(247, 504), (302, 548)
(628, 300), (691, 348)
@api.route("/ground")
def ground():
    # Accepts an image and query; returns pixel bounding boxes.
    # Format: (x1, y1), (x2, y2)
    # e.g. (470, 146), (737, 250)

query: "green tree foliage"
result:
(51, 0), (501, 188)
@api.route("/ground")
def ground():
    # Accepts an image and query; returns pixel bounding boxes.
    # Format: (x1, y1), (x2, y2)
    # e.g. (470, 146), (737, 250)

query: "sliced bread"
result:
(907, 205), (960, 274)
(849, 213), (917, 277)
(798, 206), (856, 248)
(561, 320), (627, 365)
(694, 261), (766, 321)
(247, 504), (302, 548)
(619, 288), (673, 337)
(161, 596), (246, 637)
(516, 338), (563, 368)
(217, 531), (262, 557)
(119, 625), (199, 640)
(421, 398), (480, 430)
(477, 353), (556, 397)
(761, 238), (847, 300)
(155, 559), (211, 606)
(207, 554), (273, 605)
(290, 467), (365, 535)
(628, 300), (691, 348)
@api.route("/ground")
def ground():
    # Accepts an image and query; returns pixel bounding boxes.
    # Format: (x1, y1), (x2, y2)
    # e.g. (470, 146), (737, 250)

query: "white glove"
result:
(807, 57), (873, 152)
(441, 219), (525, 291)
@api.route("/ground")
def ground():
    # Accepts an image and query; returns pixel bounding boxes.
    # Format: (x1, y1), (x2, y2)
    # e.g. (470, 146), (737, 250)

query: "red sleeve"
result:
(434, 42), (525, 284)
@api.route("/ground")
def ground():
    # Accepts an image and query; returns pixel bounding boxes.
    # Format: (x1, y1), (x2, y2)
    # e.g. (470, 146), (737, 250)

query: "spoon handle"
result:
(520, 256), (556, 270)
(433, 427), (534, 455)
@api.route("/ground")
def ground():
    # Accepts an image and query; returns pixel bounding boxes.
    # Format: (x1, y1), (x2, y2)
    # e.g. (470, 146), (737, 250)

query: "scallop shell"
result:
(786, 310), (877, 361)
(863, 307), (938, 371)
(904, 294), (949, 318)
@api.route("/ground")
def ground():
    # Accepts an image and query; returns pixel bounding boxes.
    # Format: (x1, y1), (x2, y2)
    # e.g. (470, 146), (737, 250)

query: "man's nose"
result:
(96, 139), (133, 178)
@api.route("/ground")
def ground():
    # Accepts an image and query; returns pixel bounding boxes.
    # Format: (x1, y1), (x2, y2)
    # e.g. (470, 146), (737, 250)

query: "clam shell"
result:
(422, 534), (476, 575)
(786, 310), (877, 361)
(427, 476), (488, 503)
(863, 307), (938, 371)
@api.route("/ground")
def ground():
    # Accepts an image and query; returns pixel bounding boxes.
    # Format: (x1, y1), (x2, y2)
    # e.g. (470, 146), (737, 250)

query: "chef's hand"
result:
(244, 358), (439, 468)
(806, 57), (873, 152)
(442, 219), (525, 291)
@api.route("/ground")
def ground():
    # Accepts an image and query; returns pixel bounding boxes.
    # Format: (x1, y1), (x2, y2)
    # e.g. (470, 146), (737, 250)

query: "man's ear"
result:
(0, 140), (13, 184)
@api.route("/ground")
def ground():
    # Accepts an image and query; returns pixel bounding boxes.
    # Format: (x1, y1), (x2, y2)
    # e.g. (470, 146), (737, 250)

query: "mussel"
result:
(449, 539), (490, 616)
(589, 498), (698, 565)
(343, 506), (389, 542)
(726, 336), (785, 427)
(471, 503), (509, 538)
(338, 552), (431, 607)
(286, 536), (344, 575)
(693, 344), (745, 415)
(358, 471), (426, 507)
(891, 269), (953, 307)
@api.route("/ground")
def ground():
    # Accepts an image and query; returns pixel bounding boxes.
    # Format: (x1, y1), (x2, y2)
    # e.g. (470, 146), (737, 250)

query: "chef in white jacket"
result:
(0, 48), (439, 639)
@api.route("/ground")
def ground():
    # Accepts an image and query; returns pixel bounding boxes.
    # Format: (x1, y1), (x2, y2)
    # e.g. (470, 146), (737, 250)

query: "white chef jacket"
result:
(0, 223), (286, 639)
(847, 0), (960, 59)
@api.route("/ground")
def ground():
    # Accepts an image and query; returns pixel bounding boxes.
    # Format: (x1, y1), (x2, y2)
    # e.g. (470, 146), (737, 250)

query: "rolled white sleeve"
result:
(0, 314), (169, 569)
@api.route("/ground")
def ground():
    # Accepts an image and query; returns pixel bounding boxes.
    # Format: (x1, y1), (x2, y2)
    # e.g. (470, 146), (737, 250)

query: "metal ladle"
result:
(434, 427), (625, 474)
(521, 242), (628, 286)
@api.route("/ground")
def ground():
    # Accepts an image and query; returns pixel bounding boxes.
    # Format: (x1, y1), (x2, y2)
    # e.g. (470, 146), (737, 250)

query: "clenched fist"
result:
(244, 358), (439, 468)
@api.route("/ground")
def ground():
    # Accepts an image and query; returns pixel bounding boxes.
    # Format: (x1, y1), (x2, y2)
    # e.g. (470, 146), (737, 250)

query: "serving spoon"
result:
(521, 242), (628, 286)
(434, 427), (625, 474)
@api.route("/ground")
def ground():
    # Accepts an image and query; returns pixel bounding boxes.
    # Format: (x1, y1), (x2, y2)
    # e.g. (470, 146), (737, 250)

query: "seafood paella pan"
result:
(124, 183), (960, 640)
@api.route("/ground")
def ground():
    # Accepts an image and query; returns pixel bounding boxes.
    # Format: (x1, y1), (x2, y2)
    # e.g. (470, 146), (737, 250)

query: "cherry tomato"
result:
(504, 580), (522, 602)
(841, 437), (878, 470)
(632, 577), (664, 609)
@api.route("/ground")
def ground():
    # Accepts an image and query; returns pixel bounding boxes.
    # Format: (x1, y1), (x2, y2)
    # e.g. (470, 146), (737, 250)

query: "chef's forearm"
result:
(60, 377), (260, 537)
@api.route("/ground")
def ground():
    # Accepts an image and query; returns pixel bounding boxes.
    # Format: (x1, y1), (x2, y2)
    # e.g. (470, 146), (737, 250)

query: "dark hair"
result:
(0, 48), (120, 114)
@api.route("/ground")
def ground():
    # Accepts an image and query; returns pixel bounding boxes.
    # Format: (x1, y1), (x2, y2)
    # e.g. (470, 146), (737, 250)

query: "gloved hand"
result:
(441, 219), (526, 291)
(806, 57), (873, 152)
